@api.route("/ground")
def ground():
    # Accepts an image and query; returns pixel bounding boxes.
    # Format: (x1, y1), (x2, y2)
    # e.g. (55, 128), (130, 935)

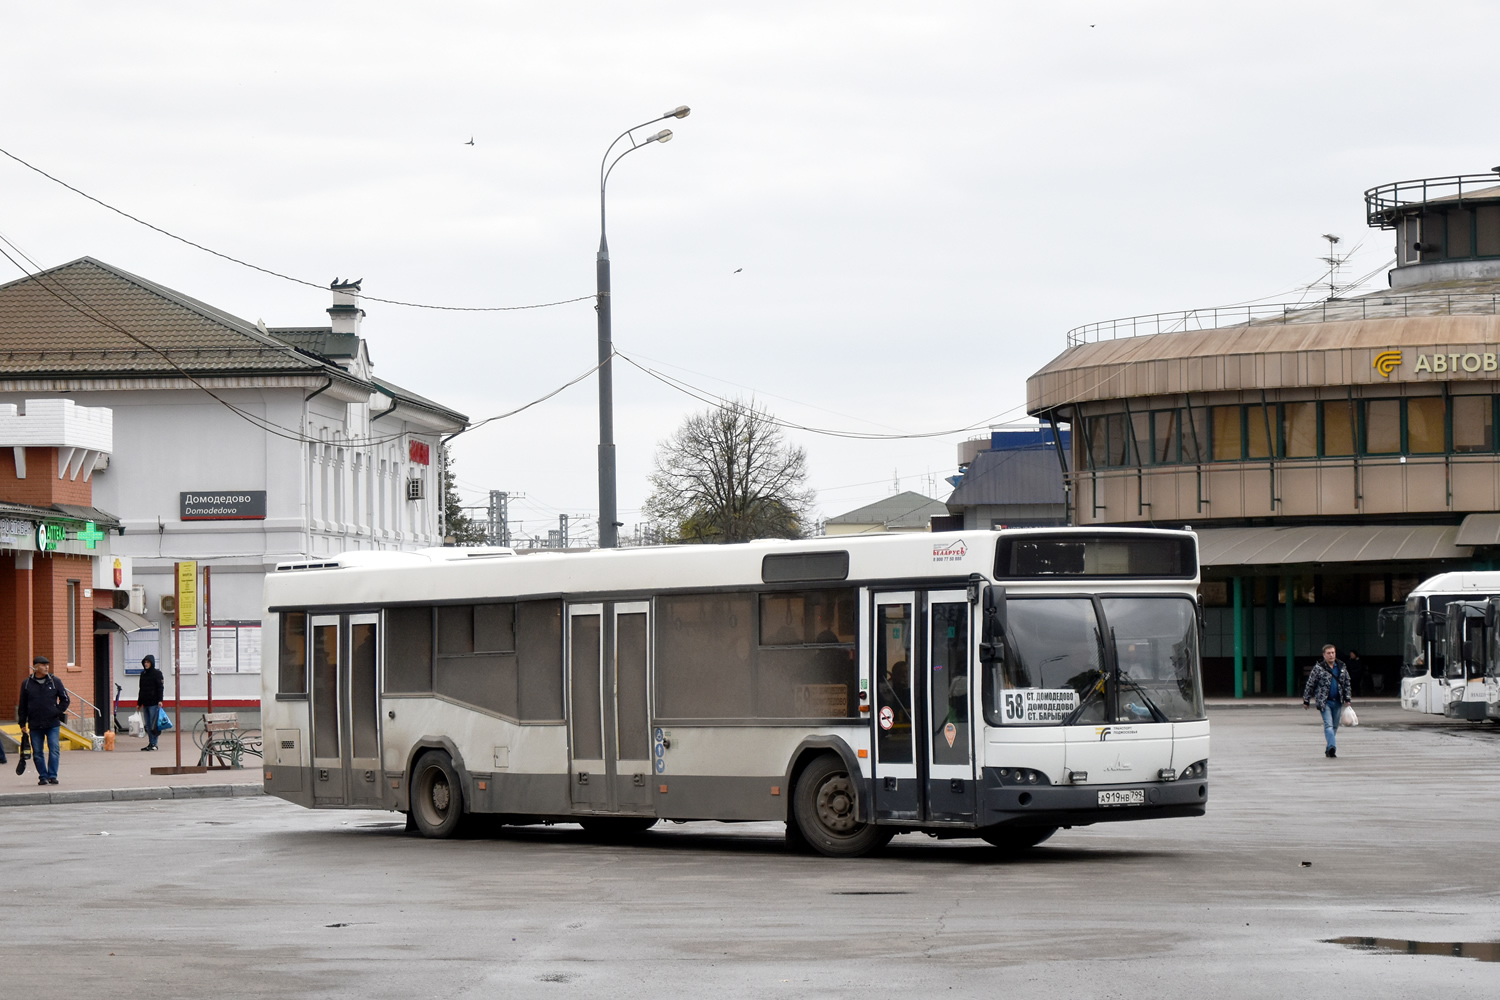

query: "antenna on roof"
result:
(1318, 233), (1351, 299)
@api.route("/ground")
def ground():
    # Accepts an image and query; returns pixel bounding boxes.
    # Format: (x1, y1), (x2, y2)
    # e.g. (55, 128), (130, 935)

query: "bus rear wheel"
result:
(980, 826), (1057, 852)
(793, 754), (891, 858)
(410, 752), (465, 839)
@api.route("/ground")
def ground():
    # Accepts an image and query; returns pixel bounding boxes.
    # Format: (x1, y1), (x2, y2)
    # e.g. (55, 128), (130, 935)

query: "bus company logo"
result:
(932, 539), (967, 562)
(1095, 726), (1111, 741)
(1095, 725), (1136, 741)
(1372, 350), (1402, 378)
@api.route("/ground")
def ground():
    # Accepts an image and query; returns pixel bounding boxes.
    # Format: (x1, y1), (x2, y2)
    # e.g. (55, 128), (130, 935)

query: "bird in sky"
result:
(733, 267), (743, 273)
(465, 137), (475, 146)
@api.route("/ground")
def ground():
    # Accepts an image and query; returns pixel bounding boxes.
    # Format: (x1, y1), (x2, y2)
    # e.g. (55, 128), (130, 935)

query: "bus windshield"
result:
(986, 595), (1203, 725)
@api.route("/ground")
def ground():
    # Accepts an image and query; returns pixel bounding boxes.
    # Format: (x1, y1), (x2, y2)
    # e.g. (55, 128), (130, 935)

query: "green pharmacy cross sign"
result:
(35, 521), (105, 551)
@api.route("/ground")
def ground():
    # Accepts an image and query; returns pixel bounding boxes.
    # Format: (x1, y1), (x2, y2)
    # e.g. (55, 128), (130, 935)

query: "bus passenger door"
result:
(309, 615), (343, 805)
(925, 591), (975, 824)
(309, 614), (383, 808)
(345, 614), (383, 808)
(872, 593), (920, 821)
(613, 602), (655, 814)
(567, 604), (608, 810)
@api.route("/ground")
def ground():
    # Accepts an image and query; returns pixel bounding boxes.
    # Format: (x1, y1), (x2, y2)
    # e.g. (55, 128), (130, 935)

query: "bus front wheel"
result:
(793, 754), (891, 858)
(411, 752), (465, 839)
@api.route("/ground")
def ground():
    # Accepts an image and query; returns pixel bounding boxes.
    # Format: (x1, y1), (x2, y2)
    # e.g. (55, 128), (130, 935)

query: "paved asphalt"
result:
(2, 703), (1496, 999)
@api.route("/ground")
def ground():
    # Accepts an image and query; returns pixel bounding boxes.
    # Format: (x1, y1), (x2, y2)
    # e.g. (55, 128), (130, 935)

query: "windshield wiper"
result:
(1116, 666), (1169, 723)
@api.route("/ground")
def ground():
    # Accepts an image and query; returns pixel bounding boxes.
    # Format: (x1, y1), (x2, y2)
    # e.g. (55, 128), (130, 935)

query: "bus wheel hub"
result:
(816, 775), (856, 833)
(431, 779), (450, 812)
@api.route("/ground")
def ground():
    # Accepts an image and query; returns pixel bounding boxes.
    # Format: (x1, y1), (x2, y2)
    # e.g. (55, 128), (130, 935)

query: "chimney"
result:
(328, 278), (364, 335)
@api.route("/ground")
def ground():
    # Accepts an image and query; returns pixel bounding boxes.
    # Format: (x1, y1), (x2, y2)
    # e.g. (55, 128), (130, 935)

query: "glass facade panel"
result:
(1364, 399), (1400, 454)
(1452, 396), (1493, 452)
(1282, 401), (1317, 457)
(1129, 412), (1150, 464)
(1151, 410), (1179, 464)
(1106, 414), (1128, 466)
(1407, 397), (1446, 453)
(1246, 405), (1272, 459)
(1322, 401), (1356, 456)
(1087, 416), (1109, 468)
(1183, 408), (1209, 463)
(1211, 406), (1241, 460)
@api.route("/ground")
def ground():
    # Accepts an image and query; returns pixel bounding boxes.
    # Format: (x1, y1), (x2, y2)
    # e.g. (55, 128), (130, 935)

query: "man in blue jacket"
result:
(1303, 644), (1353, 759)
(17, 655), (70, 785)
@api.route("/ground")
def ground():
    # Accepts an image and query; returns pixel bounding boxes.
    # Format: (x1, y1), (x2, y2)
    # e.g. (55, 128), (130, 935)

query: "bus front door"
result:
(872, 593), (919, 821)
(567, 602), (654, 815)
(924, 590), (976, 824)
(308, 613), (383, 808)
(871, 591), (977, 825)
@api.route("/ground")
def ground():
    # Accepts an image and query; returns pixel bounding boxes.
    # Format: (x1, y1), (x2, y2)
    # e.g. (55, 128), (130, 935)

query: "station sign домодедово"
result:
(179, 491), (267, 521)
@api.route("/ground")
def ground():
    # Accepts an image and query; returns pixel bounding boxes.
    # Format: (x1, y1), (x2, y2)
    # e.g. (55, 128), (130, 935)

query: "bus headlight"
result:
(1176, 760), (1208, 779)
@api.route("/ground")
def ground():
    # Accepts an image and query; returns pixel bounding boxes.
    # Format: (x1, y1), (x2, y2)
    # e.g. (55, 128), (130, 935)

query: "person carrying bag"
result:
(1303, 644), (1354, 759)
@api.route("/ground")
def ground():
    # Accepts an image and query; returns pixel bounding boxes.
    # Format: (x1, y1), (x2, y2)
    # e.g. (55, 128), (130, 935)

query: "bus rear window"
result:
(996, 535), (1195, 579)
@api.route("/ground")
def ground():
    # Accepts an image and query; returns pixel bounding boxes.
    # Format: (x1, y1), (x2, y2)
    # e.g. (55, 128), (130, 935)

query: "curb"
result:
(0, 783), (263, 808)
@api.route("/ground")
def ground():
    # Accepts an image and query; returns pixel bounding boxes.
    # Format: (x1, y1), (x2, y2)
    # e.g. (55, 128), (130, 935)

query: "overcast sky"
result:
(3, 1), (1497, 542)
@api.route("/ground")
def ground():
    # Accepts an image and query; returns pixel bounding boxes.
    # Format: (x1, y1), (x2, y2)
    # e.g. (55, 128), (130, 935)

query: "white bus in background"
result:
(1439, 601), (1492, 721)
(1393, 571), (1500, 715)
(259, 528), (1209, 857)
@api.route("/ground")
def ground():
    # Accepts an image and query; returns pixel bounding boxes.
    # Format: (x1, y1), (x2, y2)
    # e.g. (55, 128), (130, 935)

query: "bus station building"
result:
(1026, 171), (1500, 697)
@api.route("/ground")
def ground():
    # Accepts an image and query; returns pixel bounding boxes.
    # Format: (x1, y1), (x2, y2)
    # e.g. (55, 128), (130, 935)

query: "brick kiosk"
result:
(0, 399), (125, 731)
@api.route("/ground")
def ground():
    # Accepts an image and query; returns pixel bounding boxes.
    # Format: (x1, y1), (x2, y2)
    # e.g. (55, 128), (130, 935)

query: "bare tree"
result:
(644, 398), (816, 543)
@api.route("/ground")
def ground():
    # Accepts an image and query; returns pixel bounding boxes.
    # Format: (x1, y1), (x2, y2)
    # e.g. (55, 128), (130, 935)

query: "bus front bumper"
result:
(1443, 700), (1488, 721)
(977, 768), (1208, 828)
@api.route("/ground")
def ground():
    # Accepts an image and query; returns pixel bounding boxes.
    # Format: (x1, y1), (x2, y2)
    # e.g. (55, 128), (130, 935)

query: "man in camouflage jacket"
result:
(1303, 644), (1353, 758)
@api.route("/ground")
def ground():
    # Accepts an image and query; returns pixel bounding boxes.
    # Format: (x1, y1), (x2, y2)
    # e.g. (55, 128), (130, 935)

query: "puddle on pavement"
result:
(1326, 936), (1500, 962)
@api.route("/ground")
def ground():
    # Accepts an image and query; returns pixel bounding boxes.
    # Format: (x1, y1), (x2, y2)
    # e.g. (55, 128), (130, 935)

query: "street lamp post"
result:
(596, 105), (690, 549)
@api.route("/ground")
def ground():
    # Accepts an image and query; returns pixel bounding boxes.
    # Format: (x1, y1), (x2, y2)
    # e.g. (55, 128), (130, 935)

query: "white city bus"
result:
(260, 528), (1209, 857)
(1394, 572), (1500, 714)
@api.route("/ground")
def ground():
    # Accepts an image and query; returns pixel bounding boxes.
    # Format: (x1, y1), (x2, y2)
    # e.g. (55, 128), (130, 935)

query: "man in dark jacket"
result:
(17, 656), (69, 785)
(1303, 644), (1353, 759)
(136, 654), (165, 751)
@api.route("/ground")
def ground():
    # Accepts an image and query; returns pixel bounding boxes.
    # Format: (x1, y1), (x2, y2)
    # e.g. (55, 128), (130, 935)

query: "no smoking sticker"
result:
(878, 705), (895, 731)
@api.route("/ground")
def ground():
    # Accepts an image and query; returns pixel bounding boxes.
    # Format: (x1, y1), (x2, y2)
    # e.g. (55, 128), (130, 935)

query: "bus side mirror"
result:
(980, 586), (1006, 662)
(1487, 604), (1497, 631)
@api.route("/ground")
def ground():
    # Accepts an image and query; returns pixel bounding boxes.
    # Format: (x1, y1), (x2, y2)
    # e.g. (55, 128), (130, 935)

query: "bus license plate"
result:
(1098, 789), (1145, 807)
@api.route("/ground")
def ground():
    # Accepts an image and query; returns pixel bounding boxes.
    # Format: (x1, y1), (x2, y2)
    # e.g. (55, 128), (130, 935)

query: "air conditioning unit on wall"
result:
(406, 477), (424, 501)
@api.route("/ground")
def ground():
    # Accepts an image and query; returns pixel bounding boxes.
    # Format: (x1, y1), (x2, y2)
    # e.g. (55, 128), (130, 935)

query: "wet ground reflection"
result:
(1326, 936), (1499, 962)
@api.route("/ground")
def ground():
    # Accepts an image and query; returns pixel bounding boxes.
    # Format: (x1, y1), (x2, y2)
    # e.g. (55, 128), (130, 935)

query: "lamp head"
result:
(668, 105), (691, 119)
(648, 129), (674, 144)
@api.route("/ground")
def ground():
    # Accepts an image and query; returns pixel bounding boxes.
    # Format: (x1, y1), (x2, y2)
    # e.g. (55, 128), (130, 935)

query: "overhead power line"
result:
(0, 144), (592, 313)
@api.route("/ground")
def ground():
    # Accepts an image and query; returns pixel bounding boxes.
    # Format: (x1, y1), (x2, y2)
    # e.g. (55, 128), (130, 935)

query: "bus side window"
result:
(517, 600), (564, 721)
(279, 611), (308, 695)
(385, 607), (434, 693)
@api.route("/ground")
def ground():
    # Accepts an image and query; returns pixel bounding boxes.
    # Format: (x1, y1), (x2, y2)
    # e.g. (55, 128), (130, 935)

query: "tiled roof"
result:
(0, 258), (336, 377)
(268, 328), (363, 359)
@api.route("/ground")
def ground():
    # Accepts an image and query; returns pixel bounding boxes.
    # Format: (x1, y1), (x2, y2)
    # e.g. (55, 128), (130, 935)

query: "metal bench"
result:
(194, 712), (263, 769)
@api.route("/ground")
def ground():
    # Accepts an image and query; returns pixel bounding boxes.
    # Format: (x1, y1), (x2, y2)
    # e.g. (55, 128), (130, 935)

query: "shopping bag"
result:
(156, 706), (174, 731)
(127, 712), (143, 737)
(1340, 703), (1358, 727)
(16, 731), (30, 775)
